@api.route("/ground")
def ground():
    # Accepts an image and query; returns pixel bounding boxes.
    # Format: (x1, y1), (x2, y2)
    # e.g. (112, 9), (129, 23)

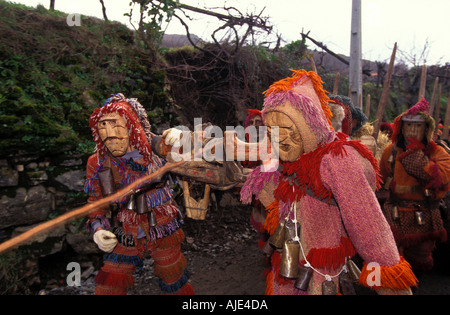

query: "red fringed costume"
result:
(85, 93), (194, 295)
(241, 70), (418, 295)
(379, 98), (450, 271)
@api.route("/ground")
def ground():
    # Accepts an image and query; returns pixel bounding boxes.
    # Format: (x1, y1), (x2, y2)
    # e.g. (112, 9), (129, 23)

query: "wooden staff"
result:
(309, 54), (318, 73)
(373, 42), (397, 139)
(418, 64), (427, 101)
(365, 94), (371, 120)
(333, 72), (340, 94)
(429, 77), (439, 116)
(0, 161), (184, 255)
(442, 95), (450, 141)
(435, 84), (442, 124)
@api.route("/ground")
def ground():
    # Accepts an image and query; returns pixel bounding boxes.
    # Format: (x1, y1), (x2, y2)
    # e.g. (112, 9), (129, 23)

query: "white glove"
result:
(93, 229), (118, 253)
(162, 128), (184, 146)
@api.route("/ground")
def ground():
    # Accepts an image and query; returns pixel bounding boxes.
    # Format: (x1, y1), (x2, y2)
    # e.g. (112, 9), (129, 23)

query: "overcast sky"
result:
(8, 0), (450, 65)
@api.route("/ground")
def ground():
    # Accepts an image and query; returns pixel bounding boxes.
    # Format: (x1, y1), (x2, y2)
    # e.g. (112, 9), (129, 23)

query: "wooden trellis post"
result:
(373, 43), (397, 139)
(442, 95), (450, 141)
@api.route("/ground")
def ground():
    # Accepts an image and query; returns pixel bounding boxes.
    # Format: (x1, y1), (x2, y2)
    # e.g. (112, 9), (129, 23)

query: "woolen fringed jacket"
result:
(241, 134), (418, 295)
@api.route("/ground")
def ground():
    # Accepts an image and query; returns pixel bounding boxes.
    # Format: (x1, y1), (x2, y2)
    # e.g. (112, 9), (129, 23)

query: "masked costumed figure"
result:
(379, 97), (450, 273)
(327, 94), (378, 157)
(240, 70), (417, 295)
(84, 93), (194, 295)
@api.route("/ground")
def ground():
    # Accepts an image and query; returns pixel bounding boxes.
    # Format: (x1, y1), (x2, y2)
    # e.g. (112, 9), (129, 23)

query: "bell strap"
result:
(302, 186), (338, 207)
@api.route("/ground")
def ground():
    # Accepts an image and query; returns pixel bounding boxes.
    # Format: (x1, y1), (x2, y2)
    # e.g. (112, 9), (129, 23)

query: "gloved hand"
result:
(162, 128), (184, 146)
(400, 149), (431, 182)
(93, 229), (118, 253)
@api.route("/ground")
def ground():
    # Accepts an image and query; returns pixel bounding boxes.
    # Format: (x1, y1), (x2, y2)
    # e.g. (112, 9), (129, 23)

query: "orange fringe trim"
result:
(262, 69), (332, 127)
(359, 257), (418, 290)
(264, 200), (279, 235)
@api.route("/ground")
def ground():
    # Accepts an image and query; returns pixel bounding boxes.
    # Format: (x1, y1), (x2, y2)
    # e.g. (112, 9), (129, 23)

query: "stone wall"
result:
(0, 151), (101, 294)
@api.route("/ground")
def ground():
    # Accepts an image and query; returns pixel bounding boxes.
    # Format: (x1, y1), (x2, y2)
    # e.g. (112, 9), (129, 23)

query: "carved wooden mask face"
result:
(249, 115), (263, 128)
(265, 111), (303, 162)
(402, 121), (427, 144)
(98, 113), (130, 157)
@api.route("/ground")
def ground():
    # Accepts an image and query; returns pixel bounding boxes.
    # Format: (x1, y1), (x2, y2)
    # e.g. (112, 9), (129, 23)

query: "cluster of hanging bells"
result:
(391, 188), (433, 226)
(264, 219), (361, 295)
(126, 189), (157, 227)
(97, 167), (157, 229)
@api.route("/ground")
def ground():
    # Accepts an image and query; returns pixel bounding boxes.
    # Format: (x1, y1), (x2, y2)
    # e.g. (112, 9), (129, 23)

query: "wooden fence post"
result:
(442, 95), (450, 141)
(373, 43), (397, 139)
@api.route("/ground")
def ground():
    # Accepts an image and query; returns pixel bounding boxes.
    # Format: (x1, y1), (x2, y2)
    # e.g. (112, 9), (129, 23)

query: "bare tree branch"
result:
(301, 31), (372, 76)
(99, 0), (108, 21)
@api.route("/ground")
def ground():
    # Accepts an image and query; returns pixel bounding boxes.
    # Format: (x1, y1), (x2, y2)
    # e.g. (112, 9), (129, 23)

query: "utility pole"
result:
(349, 0), (362, 109)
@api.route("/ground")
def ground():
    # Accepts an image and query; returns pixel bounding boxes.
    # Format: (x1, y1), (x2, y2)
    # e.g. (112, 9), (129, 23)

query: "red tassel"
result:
(306, 237), (356, 270)
(275, 135), (382, 203)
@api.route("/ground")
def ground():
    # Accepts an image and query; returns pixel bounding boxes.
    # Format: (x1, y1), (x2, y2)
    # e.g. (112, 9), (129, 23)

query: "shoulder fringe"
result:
(359, 257), (418, 290)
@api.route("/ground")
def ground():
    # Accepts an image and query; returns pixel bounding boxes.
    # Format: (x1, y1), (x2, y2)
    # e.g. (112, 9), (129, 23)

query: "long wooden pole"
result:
(418, 65), (427, 101)
(429, 77), (439, 116)
(373, 42), (397, 139)
(333, 72), (340, 94)
(435, 84), (442, 124)
(0, 161), (184, 255)
(350, 0), (362, 109)
(442, 95), (450, 141)
(365, 94), (371, 120)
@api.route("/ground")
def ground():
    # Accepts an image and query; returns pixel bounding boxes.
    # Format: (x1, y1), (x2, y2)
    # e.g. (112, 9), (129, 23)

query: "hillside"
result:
(0, 1), (177, 158)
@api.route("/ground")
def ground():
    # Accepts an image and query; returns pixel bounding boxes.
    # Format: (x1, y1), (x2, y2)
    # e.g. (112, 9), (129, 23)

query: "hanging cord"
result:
(290, 191), (347, 281)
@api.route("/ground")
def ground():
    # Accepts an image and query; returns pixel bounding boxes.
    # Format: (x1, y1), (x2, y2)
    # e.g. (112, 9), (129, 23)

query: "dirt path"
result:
(129, 203), (268, 295)
(43, 198), (450, 296)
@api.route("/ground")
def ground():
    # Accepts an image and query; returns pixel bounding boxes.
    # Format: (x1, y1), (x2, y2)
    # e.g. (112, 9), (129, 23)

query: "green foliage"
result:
(125, 0), (179, 45)
(0, 1), (173, 157)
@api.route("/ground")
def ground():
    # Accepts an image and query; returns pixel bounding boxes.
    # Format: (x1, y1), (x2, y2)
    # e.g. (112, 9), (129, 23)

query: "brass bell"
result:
(294, 264), (313, 291)
(97, 167), (116, 196)
(136, 193), (148, 215)
(261, 241), (275, 256)
(284, 221), (301, 241)
(268, 221), (286, 249)
(97, 168), (121, 227)
(339, 271), (356, 295)
(127, 193), (136, 211)
(279, 239), (300, 279)
(415, 210), (425, 226)
(322, 280), (337, 295)
(148, 210), (157, 227)
(346, 259), (361, 283)
(392, 205), (400, 221)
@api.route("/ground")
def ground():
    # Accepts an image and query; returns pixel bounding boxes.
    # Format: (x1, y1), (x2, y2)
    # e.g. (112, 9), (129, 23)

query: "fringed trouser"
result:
(94, 228), (193, 295)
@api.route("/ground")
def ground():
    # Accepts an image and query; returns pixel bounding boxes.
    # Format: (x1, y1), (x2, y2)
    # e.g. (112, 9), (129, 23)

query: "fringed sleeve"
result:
(424, 144), (450, 194)
(359, 257), (418, 290)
